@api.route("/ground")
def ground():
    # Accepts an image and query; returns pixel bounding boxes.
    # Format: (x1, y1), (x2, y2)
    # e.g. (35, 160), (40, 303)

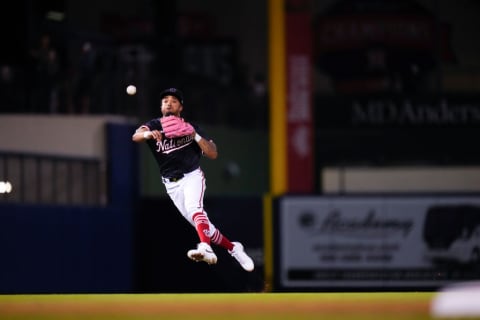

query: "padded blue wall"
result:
(0, 204), (133, 293)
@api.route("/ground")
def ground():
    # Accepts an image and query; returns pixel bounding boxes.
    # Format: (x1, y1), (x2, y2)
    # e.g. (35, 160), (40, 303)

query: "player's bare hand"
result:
(150, 130), (163, 141)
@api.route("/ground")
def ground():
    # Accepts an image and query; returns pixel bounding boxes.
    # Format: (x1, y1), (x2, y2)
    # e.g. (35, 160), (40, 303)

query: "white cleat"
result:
(187, 242), (217, 265)
(229, 242), (254, 272)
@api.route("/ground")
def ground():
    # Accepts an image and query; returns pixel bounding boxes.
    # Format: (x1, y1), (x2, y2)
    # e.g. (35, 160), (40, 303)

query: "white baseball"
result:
(126, 85), (137, 95)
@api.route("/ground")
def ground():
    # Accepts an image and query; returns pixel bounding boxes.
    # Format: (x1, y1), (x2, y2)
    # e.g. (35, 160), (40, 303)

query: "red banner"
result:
(286, 10), (314, 193)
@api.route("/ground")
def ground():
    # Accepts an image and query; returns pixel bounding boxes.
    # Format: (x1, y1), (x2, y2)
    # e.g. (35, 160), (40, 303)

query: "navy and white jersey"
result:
(141, 118), (209, 179)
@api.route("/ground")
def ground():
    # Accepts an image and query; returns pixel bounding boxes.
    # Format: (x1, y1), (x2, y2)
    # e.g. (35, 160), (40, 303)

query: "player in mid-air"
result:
(131, 87), (254, 272)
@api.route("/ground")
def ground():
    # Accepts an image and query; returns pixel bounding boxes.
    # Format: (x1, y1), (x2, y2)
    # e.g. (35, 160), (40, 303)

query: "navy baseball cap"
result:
(160, 88), (184, 105)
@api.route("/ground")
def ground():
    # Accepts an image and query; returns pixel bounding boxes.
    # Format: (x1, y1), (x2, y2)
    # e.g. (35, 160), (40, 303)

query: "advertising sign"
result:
(279, 196), (480, 289)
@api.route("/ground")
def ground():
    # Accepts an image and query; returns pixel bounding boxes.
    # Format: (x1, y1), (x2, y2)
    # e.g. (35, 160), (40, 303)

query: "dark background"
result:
(1, 0), (480, 293)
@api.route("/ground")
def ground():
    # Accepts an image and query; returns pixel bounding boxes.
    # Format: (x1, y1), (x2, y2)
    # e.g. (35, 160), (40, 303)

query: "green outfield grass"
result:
(0, 292), (436, 320)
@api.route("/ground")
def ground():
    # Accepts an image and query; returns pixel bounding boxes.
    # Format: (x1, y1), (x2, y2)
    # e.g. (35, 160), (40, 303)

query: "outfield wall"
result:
(0, 204), (134, 293)
(0, 195), (264, 294)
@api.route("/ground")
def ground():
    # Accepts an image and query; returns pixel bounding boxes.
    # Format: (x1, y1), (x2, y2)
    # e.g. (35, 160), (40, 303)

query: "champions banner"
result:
(286, 1), (314, 193)
(278, 196), (480, 289)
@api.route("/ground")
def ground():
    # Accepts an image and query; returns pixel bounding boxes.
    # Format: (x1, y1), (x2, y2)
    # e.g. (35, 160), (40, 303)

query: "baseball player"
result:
(132, 87), (254, 272)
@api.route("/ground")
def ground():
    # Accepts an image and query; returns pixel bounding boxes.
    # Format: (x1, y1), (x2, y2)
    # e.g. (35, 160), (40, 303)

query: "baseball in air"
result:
(126, 85), (137, 95)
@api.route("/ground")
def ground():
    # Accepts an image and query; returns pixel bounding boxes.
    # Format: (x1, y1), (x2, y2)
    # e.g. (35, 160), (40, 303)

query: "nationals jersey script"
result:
(141, 118), (209, 179)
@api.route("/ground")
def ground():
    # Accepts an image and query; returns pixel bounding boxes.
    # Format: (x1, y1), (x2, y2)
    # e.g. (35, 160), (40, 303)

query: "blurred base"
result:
(431, 281), (480, 318)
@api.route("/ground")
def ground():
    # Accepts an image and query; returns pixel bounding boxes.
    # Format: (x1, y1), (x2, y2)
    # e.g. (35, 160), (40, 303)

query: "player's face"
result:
(161, 95), (183, 116)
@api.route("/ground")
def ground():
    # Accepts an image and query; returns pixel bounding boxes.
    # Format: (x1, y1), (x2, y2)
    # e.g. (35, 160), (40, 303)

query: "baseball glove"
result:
(160, 115), (195, 138)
